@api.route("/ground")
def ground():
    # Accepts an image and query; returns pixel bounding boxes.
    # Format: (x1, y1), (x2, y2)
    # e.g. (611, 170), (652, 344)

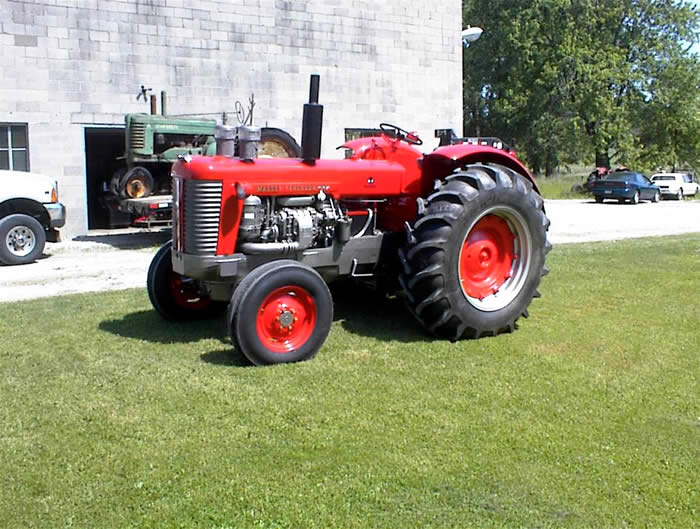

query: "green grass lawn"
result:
(1, 235), (698, 528)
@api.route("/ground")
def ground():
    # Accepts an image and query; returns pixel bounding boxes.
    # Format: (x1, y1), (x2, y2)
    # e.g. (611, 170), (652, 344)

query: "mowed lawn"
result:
(1, 235), (698, 528)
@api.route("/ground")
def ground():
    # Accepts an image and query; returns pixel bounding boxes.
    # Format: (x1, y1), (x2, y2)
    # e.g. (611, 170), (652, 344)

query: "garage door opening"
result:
(84, 127), (127, 230)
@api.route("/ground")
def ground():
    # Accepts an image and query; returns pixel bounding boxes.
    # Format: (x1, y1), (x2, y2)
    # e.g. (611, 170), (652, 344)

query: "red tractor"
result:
(147, 76), (551, 365)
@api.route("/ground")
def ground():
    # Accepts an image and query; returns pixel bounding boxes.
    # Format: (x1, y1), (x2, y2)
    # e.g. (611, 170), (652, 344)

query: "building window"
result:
(0, 124), (29, 171)
(344, 128), (382, 142)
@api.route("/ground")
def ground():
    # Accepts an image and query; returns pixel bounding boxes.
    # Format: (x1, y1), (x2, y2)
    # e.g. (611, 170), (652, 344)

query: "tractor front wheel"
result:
(147, 241), (226, 320)
(228, 260), (333, 365)
(399, 164), (550, 340)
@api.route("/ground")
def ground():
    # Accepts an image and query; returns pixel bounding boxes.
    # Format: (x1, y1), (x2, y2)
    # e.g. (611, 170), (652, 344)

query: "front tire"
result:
(147, 241), (226, 320)
(228, 260), (333, 365)
(0, 214), (46, 266)
(399, 164), (550, 340)
(631, 191), (640, 204)
(676, 189), (684, 201)
(652, 190), (660, 203)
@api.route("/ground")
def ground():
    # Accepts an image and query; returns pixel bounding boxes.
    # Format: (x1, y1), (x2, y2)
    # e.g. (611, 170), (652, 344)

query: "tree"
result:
(462, 0), (700, 175)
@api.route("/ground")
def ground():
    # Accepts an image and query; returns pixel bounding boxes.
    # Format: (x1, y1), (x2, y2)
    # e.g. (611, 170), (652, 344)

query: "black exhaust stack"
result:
(301, 74), (323, 164)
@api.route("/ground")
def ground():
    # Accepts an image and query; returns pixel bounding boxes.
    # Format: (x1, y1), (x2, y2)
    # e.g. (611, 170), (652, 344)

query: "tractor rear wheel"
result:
(147, 241), (226, 320)
(399, 164), (550, 340)
(228, 260), (332, 365)
(120, 166), (154, 198)
(259, 128), (302, 158)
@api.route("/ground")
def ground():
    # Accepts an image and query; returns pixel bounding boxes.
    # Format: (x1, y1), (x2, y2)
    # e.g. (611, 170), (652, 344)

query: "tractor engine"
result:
(238, 192), (349, 254)
(237, 194), (348, 252)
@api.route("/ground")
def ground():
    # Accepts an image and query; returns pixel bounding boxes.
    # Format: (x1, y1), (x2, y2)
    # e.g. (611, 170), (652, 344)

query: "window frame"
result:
(0, 123), (30, 171)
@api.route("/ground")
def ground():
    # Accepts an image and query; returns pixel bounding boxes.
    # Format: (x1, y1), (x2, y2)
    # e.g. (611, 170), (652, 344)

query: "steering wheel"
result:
(379, 123), (423, 146)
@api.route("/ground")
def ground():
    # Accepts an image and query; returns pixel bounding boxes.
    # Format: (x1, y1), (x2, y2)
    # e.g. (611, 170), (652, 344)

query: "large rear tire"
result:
(399, 164), (550, 340)
(259, 128), (302, 158)
(147, 241), (226, 320)
(228, 260), (332, 365)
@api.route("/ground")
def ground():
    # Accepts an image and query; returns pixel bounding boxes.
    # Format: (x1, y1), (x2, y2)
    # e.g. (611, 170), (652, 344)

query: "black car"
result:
(591, 171), (661, 204)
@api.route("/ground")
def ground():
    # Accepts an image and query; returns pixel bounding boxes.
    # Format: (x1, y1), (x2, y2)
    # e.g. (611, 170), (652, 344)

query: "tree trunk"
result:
(595, 150), (610, 168)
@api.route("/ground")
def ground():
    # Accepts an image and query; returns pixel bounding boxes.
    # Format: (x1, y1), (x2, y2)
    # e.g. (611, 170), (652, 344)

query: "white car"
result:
(0, 170), (66, 265)
(650, 172), (699, 200)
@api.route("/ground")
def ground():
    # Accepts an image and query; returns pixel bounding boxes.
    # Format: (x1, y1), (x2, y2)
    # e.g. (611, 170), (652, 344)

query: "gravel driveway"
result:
(1, 199), (699, 302)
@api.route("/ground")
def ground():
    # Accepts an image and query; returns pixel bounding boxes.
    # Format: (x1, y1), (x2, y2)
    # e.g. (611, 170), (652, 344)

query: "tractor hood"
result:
(172, 155), (410, 199)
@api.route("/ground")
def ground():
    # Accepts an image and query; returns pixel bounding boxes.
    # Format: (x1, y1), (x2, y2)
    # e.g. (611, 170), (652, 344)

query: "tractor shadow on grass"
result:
(330, 281), (431, 343)
(99, 310), (253, 367)
(99, 282), (429, 367)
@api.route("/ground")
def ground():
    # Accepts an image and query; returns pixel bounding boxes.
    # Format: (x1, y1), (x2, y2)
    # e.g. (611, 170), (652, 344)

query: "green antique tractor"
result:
(111, 112), (301, 200)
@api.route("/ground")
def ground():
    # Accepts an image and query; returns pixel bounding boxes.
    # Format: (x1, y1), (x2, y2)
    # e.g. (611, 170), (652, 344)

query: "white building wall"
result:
(0, 0), (463, 237)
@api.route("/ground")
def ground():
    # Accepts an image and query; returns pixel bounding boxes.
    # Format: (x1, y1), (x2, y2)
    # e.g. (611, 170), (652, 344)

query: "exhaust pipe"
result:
(301, 74), (323, 164)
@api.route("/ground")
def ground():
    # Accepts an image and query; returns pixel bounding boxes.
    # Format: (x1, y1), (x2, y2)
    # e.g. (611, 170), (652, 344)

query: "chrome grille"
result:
(129, 122), (146, 150)
(182, 179), (222, 255)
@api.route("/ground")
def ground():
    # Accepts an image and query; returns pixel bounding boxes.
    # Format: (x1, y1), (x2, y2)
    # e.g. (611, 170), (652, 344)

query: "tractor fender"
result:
(424, 144), (539, 193)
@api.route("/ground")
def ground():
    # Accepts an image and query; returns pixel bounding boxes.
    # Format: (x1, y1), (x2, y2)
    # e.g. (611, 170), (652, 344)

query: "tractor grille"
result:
(129, 122), (146, 150)
(180, 179), (223, 255)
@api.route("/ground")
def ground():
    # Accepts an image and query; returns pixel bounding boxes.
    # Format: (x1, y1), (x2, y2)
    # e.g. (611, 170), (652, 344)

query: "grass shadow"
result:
(100, 310), (254, 367)
(99, 310), (228, 344)
(331, 282), (431, 343)
(199, 349), (251, 367)
(100, 282), (430, 354)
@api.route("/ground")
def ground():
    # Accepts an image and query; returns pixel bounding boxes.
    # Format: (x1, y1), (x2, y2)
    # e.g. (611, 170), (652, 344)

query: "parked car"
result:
(591, 170), (660, 204)
(0, 170), (66, 265)
(650, 172), (699, 200)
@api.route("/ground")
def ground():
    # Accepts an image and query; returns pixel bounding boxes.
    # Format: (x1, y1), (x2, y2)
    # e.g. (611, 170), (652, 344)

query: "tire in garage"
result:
(259, 128), (302, 158)
(119, 166), (155, 199)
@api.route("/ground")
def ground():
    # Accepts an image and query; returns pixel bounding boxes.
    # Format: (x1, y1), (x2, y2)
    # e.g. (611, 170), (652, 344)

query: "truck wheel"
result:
(120, 166), (154, 198)
(259, 128), (302, 158)
(228, 260), (333, 365)
(0, 214), (46, 266)
(147, 241), (226, 320)
(399, 164), (550, 340)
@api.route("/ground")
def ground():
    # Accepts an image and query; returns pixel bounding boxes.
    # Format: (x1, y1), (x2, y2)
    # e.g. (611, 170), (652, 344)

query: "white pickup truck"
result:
(0, 170), (66, 265)
(650, 172), (699, 200)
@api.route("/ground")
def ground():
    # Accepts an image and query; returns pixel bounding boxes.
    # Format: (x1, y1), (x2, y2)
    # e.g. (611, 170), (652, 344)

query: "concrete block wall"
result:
(0, 0), (463, 237)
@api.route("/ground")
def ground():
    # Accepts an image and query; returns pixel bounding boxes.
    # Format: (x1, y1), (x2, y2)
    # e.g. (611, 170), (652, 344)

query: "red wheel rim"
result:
(167, 272), (211, 310)
(256, 285), (317, 354)
(459, 214), (515, 300)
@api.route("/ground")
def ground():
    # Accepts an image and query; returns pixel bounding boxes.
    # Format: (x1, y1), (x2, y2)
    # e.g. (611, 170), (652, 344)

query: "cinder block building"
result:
(1, 0), (463, 237)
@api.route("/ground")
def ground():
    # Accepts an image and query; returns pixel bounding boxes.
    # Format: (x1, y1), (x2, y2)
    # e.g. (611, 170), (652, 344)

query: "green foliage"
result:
(463, 0), (700, 175)
(1, 236), (699, 528)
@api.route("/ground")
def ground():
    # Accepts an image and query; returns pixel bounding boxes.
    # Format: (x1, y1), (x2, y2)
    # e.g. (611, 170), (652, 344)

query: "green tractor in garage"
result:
(111, 113), (301, 200)
(107, 94), (301, 227)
